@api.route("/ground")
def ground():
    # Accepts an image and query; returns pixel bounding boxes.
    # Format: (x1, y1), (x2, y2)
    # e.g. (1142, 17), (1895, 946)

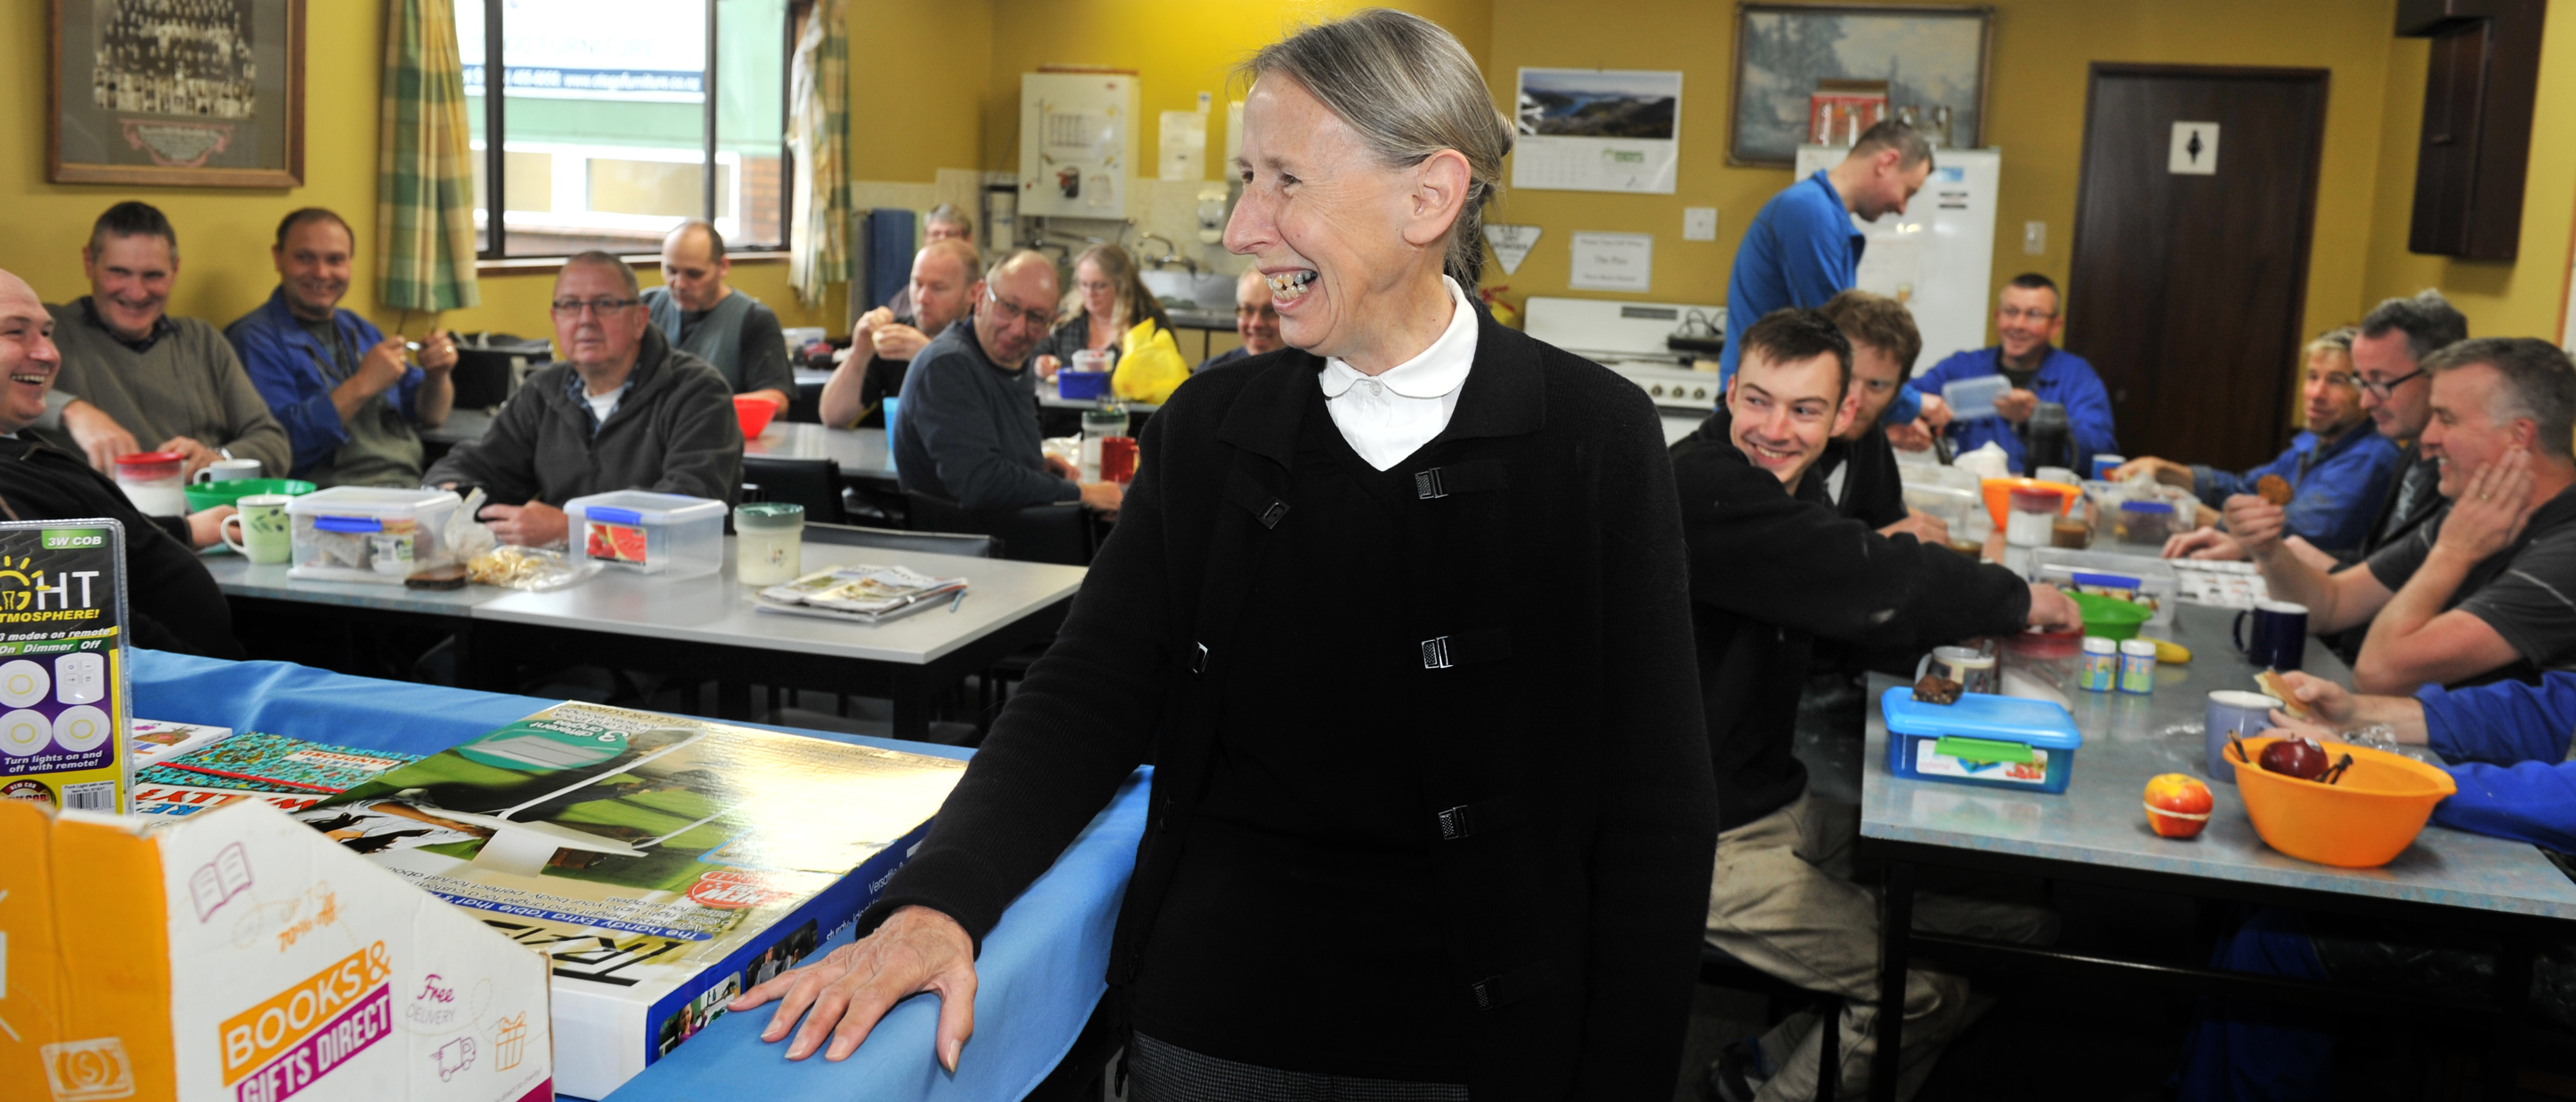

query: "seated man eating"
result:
(0, 267), (240, 658)
(2140, 327), (2401, 558)
(423, 252), (744, 547)
(2229, 337), (2576, 694)
(892, 250), (1123, 513)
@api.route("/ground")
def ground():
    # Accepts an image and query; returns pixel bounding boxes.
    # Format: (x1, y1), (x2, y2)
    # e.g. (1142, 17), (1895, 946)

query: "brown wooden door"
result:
(2065, 65), (2329, 472)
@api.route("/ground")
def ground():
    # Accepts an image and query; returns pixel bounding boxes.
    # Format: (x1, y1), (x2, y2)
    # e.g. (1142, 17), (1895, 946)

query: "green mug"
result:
(221, 493), (295, 564)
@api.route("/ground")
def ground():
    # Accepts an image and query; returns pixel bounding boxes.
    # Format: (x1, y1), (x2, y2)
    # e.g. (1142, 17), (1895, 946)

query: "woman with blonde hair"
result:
(1031, 243), (1175, 377)
(732, 11), (1715, 1099)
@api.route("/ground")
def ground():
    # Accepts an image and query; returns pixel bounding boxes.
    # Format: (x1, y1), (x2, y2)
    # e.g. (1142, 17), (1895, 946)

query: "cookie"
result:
(2256, 474), (2293, 506)
(1912, 674), (1963, 705)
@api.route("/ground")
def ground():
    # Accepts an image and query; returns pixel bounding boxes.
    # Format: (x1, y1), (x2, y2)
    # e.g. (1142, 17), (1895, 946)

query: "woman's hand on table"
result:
(730, 904), (978, 1068)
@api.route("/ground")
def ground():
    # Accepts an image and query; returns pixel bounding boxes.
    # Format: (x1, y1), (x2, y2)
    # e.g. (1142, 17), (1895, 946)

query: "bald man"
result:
(0, 267), (241, 658)
(893, 251), (1122, 513)
(1194, 268), (1285, 373)
(642, 220), (794, 413)
(824, 238), (982, 428)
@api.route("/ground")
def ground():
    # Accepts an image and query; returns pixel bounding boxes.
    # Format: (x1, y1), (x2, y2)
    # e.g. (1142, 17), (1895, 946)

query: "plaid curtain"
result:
(377, 0), (481, 311)
(788, 0), (851, 307)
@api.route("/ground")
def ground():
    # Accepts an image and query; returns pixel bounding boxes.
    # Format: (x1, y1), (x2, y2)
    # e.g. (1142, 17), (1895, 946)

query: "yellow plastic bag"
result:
(1113, 318), (1191, 405)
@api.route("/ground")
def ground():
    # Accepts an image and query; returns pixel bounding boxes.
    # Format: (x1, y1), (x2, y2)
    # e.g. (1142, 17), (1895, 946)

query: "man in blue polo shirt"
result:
(1915, 272), (2118, 474)
(1719, 121), (1934, 399)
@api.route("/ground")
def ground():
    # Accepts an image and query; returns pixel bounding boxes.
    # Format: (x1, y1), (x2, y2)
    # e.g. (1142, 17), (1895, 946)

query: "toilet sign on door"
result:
(2169, 122), (2219, 175)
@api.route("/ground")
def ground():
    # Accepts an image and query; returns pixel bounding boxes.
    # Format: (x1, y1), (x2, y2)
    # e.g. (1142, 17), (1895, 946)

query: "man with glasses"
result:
(425, 252), (743, 547)
(1915, 273), (2118, 475)
(2130, 327), (2401, 557)
(1194, 268), (1285, 373)
(892, 250), (1123, 513)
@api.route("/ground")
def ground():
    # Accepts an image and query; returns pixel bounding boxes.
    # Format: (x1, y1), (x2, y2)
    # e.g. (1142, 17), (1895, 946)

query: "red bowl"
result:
(733, 394), (777, 439)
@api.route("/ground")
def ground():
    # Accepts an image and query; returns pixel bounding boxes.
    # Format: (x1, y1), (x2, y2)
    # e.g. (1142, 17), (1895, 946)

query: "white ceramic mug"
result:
(193, 457), (262, 483)
(1915, 644), (1998, 695)
(219, 494), (295, 564)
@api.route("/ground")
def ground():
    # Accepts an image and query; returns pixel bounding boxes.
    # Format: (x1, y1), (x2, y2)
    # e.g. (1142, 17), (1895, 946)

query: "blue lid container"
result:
(1058, 369), (1112, 400)
(1881, 686), (2084, 794)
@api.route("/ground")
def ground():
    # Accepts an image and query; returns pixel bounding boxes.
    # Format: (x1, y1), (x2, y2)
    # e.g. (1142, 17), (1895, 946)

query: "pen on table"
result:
(949, 590), (967, 614)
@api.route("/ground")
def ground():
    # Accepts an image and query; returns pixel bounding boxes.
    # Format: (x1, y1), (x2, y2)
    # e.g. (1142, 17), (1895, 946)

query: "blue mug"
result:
(2232, 599), (2309, 671)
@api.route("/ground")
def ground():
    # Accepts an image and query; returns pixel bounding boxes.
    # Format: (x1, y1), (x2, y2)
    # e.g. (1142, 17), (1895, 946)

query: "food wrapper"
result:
(446, 487), (501, 563)
(465, 546), (601, 592)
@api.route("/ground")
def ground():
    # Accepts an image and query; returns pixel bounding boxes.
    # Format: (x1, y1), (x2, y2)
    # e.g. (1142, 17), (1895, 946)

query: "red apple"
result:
(2143, 773), (2214, 839)
(2260, 738), (2329, 781)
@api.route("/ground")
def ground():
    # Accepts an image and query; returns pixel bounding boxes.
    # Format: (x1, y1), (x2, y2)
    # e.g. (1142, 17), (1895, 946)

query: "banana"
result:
(2142, 636), (2191, 664)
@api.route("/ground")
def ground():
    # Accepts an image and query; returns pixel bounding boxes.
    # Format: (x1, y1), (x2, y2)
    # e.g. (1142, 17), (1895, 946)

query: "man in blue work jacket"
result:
(1719, 120), (1933, 419)
(2129, 327), (2401, 557)
(1915, 273), (2117, 474)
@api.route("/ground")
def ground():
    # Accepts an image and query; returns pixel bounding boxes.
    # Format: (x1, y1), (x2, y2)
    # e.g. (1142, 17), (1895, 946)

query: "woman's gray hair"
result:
(1243, 9), (1512, 287)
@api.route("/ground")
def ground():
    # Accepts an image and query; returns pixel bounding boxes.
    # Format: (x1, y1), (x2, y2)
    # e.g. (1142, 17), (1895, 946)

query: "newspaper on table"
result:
(751, 564), (969, 624)
(292, 702), (966, 1098)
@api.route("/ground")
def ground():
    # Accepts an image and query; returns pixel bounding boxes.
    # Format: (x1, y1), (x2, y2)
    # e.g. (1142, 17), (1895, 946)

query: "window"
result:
(459, 0), (793, 259)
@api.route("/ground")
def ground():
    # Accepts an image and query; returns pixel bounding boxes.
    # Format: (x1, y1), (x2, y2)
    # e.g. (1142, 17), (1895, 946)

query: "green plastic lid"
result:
(735, 502), (805, 530)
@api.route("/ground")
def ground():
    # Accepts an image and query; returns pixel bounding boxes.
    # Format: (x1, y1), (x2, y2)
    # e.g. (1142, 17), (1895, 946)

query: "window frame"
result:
(467, 0), (796, 263)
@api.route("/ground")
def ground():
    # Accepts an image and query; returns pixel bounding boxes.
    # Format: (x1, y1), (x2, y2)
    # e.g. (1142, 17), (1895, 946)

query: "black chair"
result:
(1699, 944), (1840, 1101)
(902, 492), (1092, 566)
(803, 520), (1000, 559)
(741, 456), (848, 524)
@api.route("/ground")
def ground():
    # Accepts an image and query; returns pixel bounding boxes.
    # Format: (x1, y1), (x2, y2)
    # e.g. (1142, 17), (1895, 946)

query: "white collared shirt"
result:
(1318, 276), (1479, 471)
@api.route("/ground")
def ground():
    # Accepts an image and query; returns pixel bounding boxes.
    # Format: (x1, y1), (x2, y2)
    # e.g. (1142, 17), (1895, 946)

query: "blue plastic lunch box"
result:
(1881, 687), (2085, 794)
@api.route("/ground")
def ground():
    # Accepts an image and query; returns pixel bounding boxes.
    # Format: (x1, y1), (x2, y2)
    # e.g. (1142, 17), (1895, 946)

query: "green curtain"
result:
(378, 0), (481, 312)
(788, 0), (850, 307)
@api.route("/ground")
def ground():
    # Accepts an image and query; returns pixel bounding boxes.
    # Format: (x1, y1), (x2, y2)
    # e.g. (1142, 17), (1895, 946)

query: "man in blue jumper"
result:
(1719, 120), (1934, 428)
(2126, 327), (2401, 556)
(1914, 272), (2118, 474)
(2171, 669), (2576, 1100)
(227, 207), (457, 488)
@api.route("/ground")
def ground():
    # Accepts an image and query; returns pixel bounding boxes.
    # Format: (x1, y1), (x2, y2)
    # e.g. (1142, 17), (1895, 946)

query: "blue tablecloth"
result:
(129, 649), (1144, 1102)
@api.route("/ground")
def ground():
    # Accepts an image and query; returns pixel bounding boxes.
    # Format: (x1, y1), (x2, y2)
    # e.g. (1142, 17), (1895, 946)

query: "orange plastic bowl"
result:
(733, 394), (778, 439)
(2231, 736), (2456, 868)
(1980, 477), (2078, 529)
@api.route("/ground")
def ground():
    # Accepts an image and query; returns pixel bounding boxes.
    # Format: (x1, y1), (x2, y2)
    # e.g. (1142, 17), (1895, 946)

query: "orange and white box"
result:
(0, 797), (552, 1101)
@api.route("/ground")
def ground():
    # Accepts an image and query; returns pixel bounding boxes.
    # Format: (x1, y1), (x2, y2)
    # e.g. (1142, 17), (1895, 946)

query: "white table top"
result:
(1862, 603), (2576, 920)
(470, 537), (1085, 665)
(745, 422), (895, 481)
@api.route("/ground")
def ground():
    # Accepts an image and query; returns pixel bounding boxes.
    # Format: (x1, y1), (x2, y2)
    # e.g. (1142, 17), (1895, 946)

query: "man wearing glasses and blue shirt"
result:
(893, 250), (1125, 514)
(423, 252), (744, 547)
(1915, 273), (2119, 475)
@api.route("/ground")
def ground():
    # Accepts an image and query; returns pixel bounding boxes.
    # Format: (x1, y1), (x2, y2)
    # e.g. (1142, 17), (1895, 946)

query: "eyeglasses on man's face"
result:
(2359, 368), (2426, 400)
(1997, 306), (2056, 322)
(550, 297), (640, 317)
(983, 286), (1054, 331)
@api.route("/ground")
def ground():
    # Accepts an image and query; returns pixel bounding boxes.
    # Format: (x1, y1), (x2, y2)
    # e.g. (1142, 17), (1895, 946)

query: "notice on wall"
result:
(2169, 121), (2219, 175)
(1484, 224), (1542, 276)
(1512, 69), (1682, 194)
(1569, 232), (1654, 292)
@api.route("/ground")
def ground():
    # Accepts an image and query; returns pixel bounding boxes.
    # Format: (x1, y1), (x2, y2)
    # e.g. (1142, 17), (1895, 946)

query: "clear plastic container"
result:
(2114, 500), (2179, 547)
(2029, 547), (2179, 627)
(2006, 486), (2061, 548)
(734, 502), (805, 586)
(113, 451), (187, 517)
(286, 486), (464, 584)
(1942, 374), (2011, 421)
(563, 491), (727, 578)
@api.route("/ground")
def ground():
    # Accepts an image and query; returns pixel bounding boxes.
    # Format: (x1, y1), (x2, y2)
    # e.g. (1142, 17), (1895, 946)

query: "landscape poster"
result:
(1730, 4), (1990, 166)
(1512, 68), (1682, 195)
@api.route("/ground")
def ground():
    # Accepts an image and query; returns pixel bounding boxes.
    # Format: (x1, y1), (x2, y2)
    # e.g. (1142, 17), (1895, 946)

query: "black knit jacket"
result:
(855, 309), (1720, 1100)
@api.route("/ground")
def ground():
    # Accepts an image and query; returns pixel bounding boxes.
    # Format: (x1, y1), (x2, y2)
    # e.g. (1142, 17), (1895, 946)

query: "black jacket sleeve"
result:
(1675, 435), (2031, 649)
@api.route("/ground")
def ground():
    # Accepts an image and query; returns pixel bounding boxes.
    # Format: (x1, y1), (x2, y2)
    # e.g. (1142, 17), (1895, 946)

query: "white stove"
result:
(1522, 296), (1729, 414)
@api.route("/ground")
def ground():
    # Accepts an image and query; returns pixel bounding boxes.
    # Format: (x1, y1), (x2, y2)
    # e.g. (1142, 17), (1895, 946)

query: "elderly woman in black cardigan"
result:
(731, 11), (1718, 1100)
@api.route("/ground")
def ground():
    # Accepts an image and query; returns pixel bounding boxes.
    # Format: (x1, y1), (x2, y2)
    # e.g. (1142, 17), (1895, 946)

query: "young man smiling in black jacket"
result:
(1673, 309), (2078, 1102)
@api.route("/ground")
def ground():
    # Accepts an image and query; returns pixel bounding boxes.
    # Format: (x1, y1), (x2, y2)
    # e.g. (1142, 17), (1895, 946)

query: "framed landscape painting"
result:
(50, 0), (306, 187)
(1730, 4), (1991, 167)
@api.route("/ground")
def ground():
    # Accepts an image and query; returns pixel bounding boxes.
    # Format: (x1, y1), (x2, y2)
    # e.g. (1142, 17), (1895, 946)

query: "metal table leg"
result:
(1872, 859), (1915, 1102)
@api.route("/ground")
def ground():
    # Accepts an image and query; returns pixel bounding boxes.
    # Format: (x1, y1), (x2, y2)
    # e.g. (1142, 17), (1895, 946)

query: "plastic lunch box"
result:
(561, 490), (727, 578)
(1881, 686), (2084, 794)
(285, 486), (464, 585)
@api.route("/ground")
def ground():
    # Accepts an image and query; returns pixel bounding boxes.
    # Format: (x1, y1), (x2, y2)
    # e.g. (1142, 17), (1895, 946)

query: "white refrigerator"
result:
(1792, 145), (2001, 377)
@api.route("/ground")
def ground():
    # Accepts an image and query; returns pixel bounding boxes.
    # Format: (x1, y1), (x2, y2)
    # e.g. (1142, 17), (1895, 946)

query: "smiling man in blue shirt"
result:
(1914, 273), (2119, 474)
(1719, 121), (1934, 394)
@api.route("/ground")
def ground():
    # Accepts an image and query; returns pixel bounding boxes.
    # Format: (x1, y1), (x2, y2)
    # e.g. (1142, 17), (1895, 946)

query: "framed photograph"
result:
(1730, 4), (1991, 168)
(49, 0), (306, 187)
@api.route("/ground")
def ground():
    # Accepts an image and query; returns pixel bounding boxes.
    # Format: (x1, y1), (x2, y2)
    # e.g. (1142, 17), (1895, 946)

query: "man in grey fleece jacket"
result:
(894, 249), (1123, 513)
(424, 253), (743, 546)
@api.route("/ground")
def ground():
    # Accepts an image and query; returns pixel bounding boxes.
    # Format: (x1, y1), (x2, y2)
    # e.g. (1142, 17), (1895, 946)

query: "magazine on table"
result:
(132, 730), (424, 817)
(751, 564), (969, 624)
(289, 701), (967, 1097)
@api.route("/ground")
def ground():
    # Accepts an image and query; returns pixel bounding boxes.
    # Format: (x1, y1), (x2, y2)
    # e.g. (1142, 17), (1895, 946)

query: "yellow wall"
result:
(0, 0), (833, 347)
(850, 0), (996, 183)
(2360, 0), (2576, 342)
(1484, 0), (2402, 358)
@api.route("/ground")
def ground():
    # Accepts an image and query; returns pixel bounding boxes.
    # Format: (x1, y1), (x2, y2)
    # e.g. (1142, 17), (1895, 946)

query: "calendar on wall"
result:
(1511, 68), (1681, 195)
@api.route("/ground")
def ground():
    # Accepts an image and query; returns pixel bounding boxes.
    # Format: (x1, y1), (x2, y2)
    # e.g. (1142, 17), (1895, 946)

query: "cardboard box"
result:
(0, 797), (554, 1101)
(300, 703), (966, 1097)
